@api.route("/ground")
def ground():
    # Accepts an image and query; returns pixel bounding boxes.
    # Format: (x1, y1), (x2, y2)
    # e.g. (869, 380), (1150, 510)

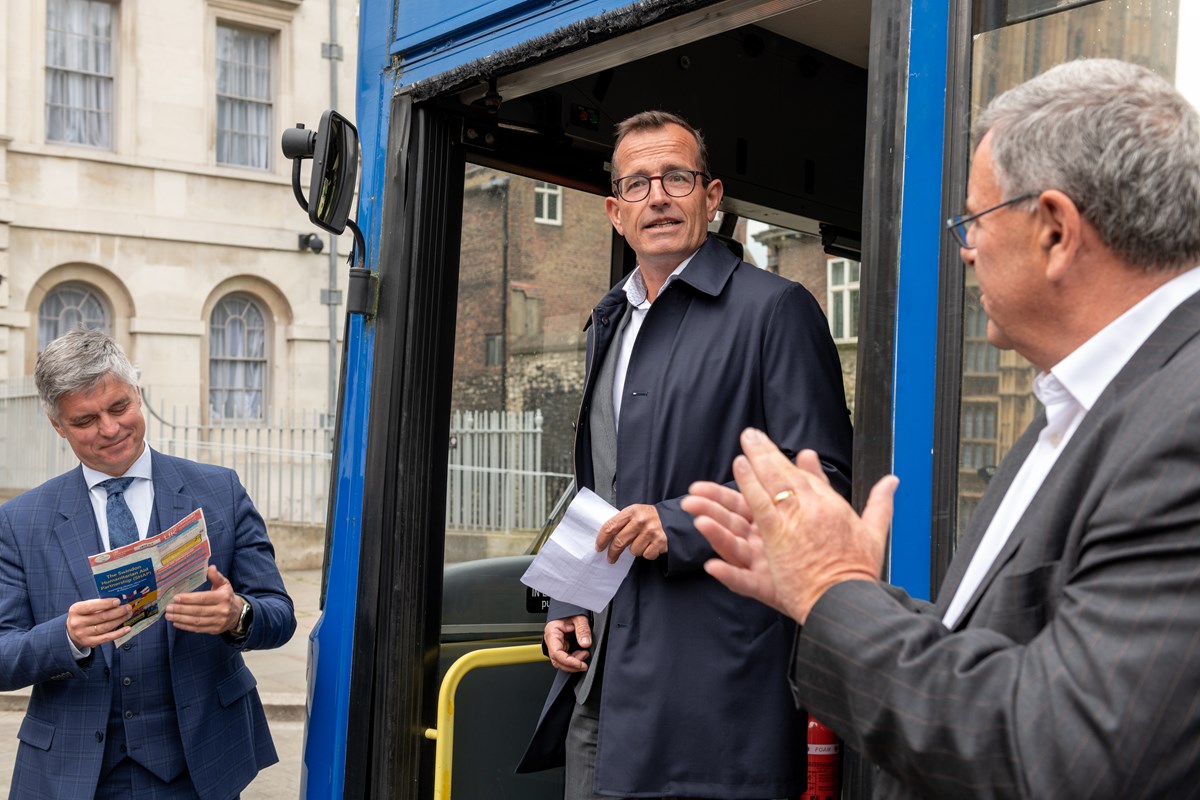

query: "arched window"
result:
(209, 294), (267, 421)
(38, 282), (111, 350)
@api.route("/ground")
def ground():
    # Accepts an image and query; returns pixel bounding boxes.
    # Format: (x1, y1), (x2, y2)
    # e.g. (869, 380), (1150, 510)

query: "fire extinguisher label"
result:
(803, 715), (841, 800)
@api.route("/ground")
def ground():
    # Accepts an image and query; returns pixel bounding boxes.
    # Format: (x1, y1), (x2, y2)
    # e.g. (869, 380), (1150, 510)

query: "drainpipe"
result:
(482, 177), (510, 408)
(323, 0), (342, 421)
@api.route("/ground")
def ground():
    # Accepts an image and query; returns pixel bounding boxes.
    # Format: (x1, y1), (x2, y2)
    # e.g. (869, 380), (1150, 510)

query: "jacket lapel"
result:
(51, 467), (115, 667)
(149, 450), (195, 652)
(53, 467), (104, 603)
(576, 288), (629, 487)
(150, 449), (194, 534)
(933, 414), (1044, 614)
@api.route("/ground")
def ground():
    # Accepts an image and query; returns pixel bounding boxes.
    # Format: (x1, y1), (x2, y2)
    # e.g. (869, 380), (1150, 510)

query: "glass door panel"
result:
(956, 0), (1199, 537)
(445, 166), (610, 564)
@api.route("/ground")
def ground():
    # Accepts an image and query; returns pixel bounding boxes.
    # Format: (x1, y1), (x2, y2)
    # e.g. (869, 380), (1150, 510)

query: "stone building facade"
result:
(0, 0), (358, 420)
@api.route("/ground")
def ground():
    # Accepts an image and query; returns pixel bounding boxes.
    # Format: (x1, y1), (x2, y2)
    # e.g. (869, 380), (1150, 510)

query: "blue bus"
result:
(289, 0), (1197, 796)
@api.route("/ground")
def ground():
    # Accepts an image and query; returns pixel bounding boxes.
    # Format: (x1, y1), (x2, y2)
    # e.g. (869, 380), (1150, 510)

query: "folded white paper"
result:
(520, 487), (635, 613)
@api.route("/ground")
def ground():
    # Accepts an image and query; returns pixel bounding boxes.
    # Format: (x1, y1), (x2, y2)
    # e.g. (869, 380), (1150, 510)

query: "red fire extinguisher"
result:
(801, 715), (842, 800)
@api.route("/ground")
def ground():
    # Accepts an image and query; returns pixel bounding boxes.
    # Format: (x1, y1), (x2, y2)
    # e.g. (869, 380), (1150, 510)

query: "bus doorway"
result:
(310, 2), (901, 798)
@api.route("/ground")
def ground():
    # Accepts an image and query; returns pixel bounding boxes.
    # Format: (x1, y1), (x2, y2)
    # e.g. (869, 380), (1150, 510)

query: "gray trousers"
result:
(564, 672), (608, 800)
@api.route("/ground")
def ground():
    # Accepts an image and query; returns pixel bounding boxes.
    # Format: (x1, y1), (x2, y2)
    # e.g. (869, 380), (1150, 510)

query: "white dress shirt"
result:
(612, 253), (697, 427)
(942, 267), (1200, 628)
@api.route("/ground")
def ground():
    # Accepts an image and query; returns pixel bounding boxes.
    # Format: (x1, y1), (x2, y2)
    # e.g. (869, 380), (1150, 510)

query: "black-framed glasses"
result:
(946, 192), (1037, 248)
(612, 169), (710, 202)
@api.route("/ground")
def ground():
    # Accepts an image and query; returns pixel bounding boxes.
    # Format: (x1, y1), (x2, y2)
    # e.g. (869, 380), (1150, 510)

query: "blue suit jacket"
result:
(519, 236), (853, 798)
(0, 449), (296, 800)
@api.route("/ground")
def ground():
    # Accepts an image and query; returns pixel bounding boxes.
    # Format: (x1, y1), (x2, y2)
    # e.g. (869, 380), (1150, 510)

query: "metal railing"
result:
(0, 378), (572, 531)
(141, 393), (333, 524)
(446, 409), (572, 532)
(423, 644), (549, 800)
(0, 376), (77, 489)
(0, 378), (333, 524)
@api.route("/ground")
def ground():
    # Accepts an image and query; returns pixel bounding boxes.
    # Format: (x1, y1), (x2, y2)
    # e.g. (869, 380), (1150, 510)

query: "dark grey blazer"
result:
(792, 288), (1200, 799)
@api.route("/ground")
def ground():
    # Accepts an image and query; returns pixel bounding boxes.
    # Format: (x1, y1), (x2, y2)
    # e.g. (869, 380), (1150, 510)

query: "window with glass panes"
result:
(45, 0), (114, 148)
(216, 23), (273, 169)
(963, 286), (1000, 374)
(38, 283), (110, 351)
(959, 402), (998, 472)
(827, 258), (860, 342)
(485, 334), (504, 366)
(534, 181), (562, 225)
(209, 294), (267, 421)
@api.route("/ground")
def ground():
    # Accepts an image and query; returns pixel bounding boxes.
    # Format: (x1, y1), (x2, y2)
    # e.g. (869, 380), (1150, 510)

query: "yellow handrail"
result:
(423, 643), (549, 800)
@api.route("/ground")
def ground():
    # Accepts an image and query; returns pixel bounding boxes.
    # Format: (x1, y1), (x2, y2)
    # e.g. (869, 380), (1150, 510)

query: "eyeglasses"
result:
(612, 169), (710, 202)
(946, 192), (1037, 249)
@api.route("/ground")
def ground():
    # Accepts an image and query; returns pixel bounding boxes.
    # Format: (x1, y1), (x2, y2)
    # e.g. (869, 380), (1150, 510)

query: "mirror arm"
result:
(344, 219), (373, 317)
(344, 219), (366, 272)
(291, 157), (309, 213)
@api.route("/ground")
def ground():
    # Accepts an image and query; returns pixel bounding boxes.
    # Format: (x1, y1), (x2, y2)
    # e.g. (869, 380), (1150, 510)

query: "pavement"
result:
(0, 568), (322, 798)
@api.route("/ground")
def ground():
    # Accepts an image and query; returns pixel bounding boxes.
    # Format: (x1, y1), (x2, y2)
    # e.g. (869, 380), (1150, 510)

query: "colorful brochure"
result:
(88, 508), (211, 645)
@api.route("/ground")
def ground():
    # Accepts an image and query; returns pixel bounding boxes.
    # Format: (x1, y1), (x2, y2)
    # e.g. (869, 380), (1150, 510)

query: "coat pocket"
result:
(17, 714), (55, 751)
(216, 664), (258, 708)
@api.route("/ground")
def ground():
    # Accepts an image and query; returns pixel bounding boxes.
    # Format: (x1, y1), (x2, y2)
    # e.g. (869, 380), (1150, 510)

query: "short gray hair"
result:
(35, 329), (139, 419)
(975, 58), (1200, 272)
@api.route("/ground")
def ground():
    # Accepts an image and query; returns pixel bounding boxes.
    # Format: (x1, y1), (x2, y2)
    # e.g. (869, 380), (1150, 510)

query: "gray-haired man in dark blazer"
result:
(685, 58), (1200, 798)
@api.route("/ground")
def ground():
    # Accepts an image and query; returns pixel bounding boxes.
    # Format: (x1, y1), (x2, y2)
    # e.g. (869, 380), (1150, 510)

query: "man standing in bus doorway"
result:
(0, 330), (296, 799)
(518, 111), (853, 799)
(686, 59), (1200, 798)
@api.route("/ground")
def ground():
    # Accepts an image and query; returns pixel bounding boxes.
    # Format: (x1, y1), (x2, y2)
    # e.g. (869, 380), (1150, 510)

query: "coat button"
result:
(103, 667), (110, 678)
(122, 677), (132, 687)
(124, 710), (133, 719)
(122, 643), (132, 651)
(95, 731), (104, 742)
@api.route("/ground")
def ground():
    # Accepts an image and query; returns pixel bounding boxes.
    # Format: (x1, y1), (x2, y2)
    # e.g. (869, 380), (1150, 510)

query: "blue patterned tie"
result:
(99, 477), (139, 549)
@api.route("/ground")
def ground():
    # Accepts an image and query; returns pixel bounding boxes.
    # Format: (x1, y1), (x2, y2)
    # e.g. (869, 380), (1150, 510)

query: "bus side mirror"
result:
(308, 110), (359, 234)
(282, 109), (360, 235)
(282, 110), (371, 315)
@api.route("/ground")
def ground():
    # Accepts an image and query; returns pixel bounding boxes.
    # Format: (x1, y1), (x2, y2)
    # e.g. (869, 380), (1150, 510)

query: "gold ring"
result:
(772, 489), (795, 505)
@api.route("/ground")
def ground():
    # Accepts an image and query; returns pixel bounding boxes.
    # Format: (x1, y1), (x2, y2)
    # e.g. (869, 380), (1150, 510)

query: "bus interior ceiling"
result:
(438, 3), (869, 246)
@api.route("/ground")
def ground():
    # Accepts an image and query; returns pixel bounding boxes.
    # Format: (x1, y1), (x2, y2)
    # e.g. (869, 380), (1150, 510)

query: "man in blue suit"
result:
(0, 329), (296, 799)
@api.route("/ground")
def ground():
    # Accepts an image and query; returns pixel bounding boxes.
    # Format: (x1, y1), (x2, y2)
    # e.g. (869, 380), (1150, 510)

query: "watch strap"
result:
(232, 595), (253, 638)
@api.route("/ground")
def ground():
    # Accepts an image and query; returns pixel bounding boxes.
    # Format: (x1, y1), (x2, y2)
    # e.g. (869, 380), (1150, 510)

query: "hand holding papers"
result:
(88, 508), (211, 645)
(521, 488), (635, 613)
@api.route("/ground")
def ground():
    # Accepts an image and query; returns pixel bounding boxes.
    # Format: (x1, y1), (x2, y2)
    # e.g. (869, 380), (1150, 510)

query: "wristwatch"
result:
(231, 595), (253, 638)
